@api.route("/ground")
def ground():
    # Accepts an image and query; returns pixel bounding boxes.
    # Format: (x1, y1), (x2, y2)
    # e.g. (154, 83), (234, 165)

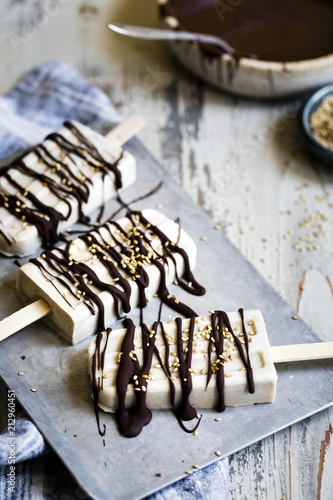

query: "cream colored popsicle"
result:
(88, 309), (278, 414)
(0, 118), (141, 257)
(15, 208), (201, 345)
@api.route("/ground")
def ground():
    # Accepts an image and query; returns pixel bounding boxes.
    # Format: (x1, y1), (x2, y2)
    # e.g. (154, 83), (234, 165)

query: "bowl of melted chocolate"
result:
(158, 0), (333, 97)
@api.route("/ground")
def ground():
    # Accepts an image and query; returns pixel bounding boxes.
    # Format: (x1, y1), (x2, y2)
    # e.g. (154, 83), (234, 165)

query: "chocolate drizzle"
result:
(30, 209), (206, 332)
(92, 328), (112, 436)
(0, 121), (123, 248)
(92, 309), (255, 438)
(207, 309), (254, 412)
(115, 319), (153, 437)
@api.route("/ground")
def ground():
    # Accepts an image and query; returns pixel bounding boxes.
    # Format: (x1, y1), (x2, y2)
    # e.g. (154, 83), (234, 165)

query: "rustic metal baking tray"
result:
(0, 136), (332, 500)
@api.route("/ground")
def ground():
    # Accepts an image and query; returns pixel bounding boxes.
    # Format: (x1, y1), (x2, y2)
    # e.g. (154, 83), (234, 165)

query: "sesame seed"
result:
(30, 388), (37, 393)
(18, 372), (24, 376)
(193, 464), (200, 469)
(215, 450), (221, 457)
(215, 417), (222, 422)
(292, 315), (299, 320)
(193, 431), (198, 436)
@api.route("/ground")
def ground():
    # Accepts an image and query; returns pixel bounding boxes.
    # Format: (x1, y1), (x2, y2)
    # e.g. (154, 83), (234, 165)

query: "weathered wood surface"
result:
(0, 0), (332, 499)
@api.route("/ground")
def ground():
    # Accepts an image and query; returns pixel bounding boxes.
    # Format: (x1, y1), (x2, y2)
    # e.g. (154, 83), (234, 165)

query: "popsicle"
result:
(89, 309), (333, 437)
(0, 116), (143, 257)
(6, 208), (205, 345)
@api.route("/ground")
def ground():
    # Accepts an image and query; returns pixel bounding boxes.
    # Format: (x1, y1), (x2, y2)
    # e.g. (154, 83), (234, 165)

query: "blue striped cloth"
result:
(0, 61), (228, 499)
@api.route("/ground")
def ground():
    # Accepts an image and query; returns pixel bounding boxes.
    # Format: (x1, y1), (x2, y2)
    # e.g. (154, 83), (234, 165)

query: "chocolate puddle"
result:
(161, 0), (333, 62)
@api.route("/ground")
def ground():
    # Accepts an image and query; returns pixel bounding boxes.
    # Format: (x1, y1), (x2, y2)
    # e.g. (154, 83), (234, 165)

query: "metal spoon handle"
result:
(107, 23), (235, 55)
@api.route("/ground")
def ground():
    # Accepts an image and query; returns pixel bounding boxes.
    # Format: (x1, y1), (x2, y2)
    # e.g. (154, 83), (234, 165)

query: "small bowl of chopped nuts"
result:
(300, 84), (333, 166)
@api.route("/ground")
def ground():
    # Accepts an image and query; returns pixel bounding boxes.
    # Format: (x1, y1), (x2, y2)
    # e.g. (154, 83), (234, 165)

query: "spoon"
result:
(107, 23), (235, 56)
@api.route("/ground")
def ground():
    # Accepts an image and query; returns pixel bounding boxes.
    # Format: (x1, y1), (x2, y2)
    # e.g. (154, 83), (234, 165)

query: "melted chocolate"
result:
(0, 122), (123, 249)
(92, 310), (255, 438)
(161, 0), (333, 62)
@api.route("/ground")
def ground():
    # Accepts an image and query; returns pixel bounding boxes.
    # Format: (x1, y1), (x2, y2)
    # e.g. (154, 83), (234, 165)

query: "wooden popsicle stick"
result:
(271, 342), (333, 363)
(104, 115), (145, 146)
(0, 116), (144, 342)
(0, 299), (51, 342)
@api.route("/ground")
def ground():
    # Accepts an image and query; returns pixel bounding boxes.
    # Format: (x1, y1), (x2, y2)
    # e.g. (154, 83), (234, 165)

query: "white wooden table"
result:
(0, 1), (332, 498)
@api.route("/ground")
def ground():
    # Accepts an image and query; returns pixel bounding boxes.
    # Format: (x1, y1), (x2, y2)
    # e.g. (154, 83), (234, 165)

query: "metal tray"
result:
(0, 137), (332, 500)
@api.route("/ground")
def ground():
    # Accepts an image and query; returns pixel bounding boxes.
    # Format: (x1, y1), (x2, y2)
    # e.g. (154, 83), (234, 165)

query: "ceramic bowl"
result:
(299, 84), (333, 166)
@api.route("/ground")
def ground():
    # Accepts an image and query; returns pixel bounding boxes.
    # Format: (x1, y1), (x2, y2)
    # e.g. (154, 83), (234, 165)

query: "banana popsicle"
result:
(0, 119), (138, 257)
(16, 209), (205, 345)
(89, 309), (277, 437)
